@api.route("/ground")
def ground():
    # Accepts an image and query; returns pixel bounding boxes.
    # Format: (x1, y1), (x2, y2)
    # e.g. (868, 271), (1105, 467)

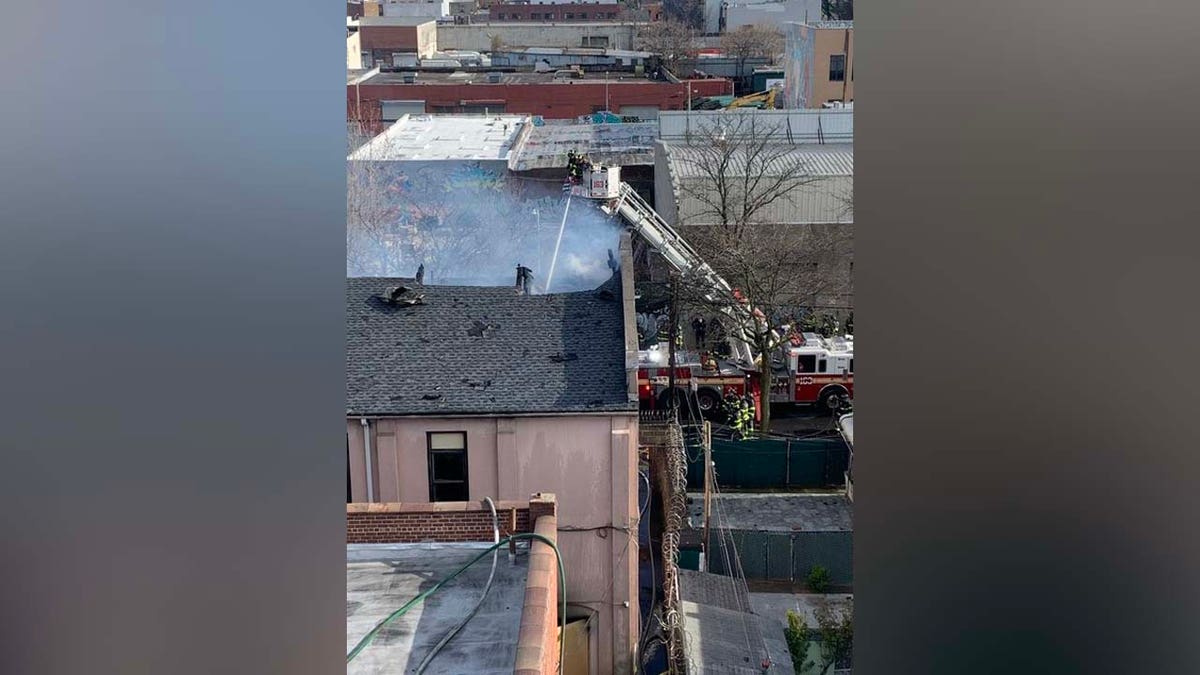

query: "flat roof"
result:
(688, 492), (853, 532)
(451, 20), (645, 27)
(348, 114), (528, 161)
(347, 543), (530, 675)
(806, 20), (853, 29)
(509, 121), (658, 170)
(360, 69), (683, 86)
(494, 46), (654, 59)
(678, 569), (779, 673)
(352, 16), (437, 26)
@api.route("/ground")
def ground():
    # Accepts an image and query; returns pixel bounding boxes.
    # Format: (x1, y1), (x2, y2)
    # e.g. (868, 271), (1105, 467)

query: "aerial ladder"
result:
(567, 162), (854, 413)
(570, 165), (761, 368)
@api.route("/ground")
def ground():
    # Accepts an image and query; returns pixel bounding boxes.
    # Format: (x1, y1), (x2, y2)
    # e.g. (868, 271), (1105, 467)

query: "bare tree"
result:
(720, 24), (785, 86)
(672, 114), (851, 432)
(635, 20), (695, 72)
(661, 0), (704, 29)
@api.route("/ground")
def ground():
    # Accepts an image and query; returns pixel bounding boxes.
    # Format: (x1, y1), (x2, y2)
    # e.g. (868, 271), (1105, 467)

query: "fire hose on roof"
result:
(346, 531), (567, 674)
(413, 497), (500, 675)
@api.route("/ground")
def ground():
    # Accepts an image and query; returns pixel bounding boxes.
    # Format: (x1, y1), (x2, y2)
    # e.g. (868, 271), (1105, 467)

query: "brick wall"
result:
(347, 78), (732, 119)
(346, 500), (531, 543)
(358, 24), (432, 52)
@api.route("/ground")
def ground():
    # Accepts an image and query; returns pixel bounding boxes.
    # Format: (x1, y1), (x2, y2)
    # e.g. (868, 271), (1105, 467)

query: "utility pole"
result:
(701, 419), (712, 571)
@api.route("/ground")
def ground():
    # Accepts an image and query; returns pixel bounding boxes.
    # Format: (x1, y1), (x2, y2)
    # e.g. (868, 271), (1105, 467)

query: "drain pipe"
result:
(360, 417), (375, 503)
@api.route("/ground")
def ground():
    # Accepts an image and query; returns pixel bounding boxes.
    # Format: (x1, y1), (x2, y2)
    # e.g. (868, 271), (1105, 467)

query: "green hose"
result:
(347, 533), (567, 673)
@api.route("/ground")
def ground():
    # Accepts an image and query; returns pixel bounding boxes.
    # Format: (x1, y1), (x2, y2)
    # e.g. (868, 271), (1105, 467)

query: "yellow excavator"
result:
(726, 87), (779, 110)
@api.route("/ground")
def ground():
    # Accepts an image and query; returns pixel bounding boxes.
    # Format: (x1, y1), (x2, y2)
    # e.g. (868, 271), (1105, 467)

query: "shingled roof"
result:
(346, 274), (636, 416)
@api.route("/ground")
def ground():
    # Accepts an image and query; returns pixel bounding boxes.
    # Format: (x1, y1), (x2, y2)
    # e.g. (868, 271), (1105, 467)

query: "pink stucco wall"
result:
(347, 413), (640, 675)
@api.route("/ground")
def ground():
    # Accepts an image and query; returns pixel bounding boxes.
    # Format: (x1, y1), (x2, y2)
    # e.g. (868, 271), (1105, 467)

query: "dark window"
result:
(578, 12), (588, 18)
(849, 359), (854, 373)
(531, 12), (541, 19)
(797, 354), (817, 372)
(818, 358), (828, 373)
(565, 12), (575, 18)
(829, 54), (846, 82)
(427, 432), (469, 501)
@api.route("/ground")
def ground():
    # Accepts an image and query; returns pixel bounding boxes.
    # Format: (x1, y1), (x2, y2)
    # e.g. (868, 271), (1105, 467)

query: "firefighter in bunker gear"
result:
(724, 391), (754, 439)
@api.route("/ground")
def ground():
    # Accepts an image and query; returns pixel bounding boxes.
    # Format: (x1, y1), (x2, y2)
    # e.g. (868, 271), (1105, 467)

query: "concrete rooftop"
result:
(749, 591), (853, 635)
(508, 121), (658, 170)
(347, 543), (530, 675)
(678, 569), (789, 674)
(688, 493), (853, 532)
(362, 70), (677, 86)
(347, 114), (529, 161)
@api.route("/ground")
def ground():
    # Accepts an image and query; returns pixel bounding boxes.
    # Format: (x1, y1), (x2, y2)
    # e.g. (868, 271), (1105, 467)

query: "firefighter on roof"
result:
(567, 150), (581, 183)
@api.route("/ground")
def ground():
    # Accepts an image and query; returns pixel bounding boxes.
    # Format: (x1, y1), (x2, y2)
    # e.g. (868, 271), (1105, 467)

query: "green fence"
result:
(706, 529), (853, 587)
(686, 436), (850, 490)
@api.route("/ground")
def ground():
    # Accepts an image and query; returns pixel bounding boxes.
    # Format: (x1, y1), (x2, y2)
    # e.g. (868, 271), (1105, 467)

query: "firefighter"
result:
(724, 391), (754, 439)
(567, 150), (581, 183)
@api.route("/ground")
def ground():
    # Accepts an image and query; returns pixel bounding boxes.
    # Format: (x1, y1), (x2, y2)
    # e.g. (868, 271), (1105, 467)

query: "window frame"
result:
(426, 431), (469, 502)
(829, 53), (846, 82)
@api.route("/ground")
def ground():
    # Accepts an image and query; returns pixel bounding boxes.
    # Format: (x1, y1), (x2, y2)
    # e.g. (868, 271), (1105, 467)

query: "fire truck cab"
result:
(777, 334), (854, 411)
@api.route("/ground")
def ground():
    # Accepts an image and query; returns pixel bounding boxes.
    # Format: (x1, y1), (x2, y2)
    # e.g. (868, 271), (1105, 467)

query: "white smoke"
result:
(347, 162), (622, 292)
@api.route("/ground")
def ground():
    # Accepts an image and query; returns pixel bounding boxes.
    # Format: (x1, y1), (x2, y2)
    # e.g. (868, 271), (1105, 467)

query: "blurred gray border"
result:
(856, 0), (1200, 671)
(0, 1), (347, 673)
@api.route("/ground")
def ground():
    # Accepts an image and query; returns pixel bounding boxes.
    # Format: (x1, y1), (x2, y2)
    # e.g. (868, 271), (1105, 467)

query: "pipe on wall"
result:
(360, 417), (375, 502)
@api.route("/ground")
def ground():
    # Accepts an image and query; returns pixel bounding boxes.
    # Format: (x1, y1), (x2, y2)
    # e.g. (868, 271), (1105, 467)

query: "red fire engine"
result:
(568, 163), (854, 415)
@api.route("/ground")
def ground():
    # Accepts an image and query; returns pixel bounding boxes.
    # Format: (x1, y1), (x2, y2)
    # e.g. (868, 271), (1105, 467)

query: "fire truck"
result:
(567, 163), (854, 415)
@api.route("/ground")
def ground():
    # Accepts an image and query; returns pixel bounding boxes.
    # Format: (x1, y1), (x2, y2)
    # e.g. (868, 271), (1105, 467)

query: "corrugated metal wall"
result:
(656, 110), (854, 143)
(675, 175), (853, 225)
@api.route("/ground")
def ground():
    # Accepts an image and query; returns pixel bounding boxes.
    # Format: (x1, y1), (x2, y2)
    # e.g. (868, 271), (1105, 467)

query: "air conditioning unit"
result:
(402, 72), (417, 83)
(486, 72), (502, 83)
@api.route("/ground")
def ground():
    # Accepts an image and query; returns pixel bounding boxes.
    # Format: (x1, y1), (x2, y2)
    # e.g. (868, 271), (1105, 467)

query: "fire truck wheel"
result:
(817, 387), (847, 414)
(695, 388), (721, 416)
(658, 388), (684, 410)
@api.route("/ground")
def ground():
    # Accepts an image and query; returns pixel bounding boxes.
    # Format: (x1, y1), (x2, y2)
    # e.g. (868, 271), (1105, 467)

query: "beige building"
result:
(347, 16), (438, 69)
(783, 20), (854, 109)
(346, 235), (641, 675)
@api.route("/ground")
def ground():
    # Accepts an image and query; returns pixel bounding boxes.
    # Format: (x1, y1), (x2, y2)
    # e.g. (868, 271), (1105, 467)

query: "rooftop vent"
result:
(402, 72), (417, 84)
(380, 285), (425, 306)
(514, 264), (533, 295)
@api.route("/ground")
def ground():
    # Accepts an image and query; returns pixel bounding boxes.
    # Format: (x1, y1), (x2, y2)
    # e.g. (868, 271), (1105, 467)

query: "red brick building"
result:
(347, 70), (733, 120)
(489, 2), (623, 21)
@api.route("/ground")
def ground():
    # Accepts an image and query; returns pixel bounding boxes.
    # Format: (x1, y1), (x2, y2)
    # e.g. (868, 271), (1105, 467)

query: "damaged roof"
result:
(346, 274), (635, 416)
